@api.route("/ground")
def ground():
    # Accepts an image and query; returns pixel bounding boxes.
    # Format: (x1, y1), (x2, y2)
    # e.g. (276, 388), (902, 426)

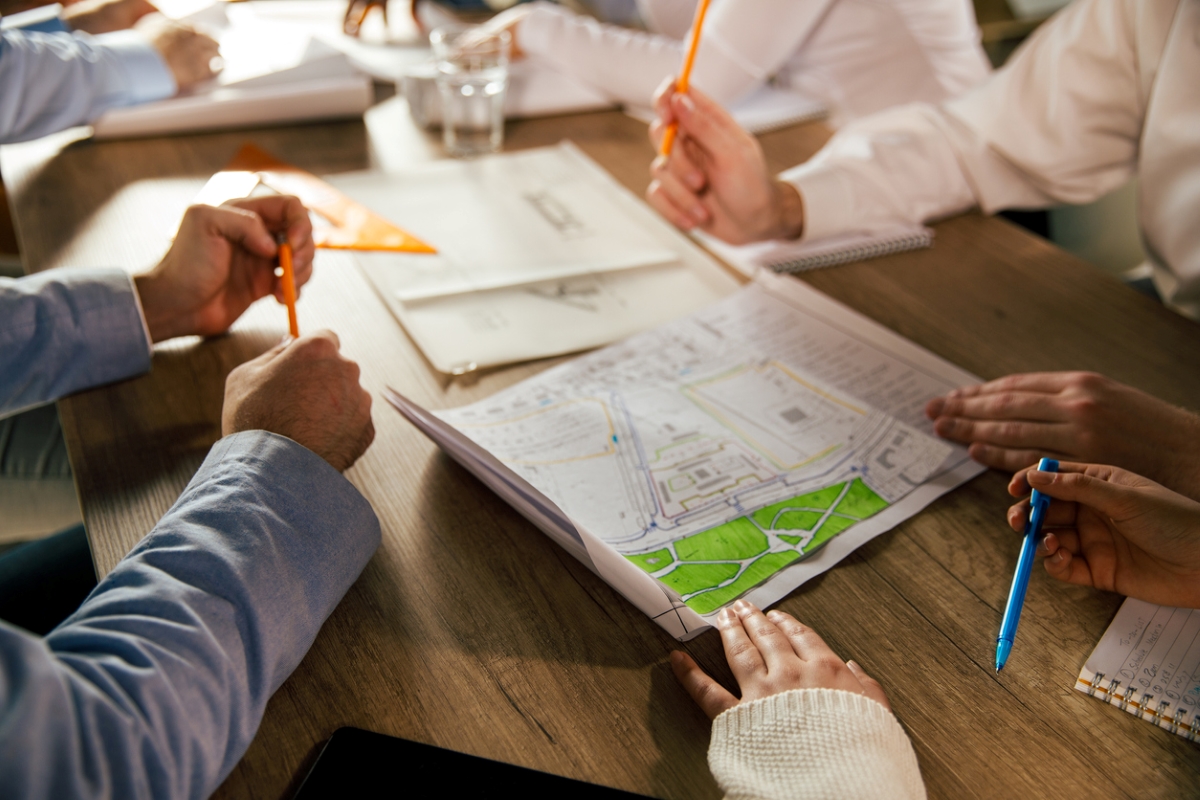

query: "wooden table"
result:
(5, 97), (1200, 800)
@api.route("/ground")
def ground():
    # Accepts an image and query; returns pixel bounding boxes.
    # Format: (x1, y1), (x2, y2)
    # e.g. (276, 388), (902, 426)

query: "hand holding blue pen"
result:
(996, 457), (1059, 672)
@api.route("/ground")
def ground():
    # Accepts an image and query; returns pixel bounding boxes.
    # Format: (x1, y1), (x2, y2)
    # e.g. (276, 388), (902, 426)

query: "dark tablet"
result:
(292, 727), (656, 798)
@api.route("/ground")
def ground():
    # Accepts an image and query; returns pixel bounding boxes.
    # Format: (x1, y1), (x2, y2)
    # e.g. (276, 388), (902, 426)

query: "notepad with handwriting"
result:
(1076, 598), (1200, 741)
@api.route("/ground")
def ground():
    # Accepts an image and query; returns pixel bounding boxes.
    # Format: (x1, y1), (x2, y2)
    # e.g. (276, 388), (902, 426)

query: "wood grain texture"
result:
(4, 98), (1200, 800)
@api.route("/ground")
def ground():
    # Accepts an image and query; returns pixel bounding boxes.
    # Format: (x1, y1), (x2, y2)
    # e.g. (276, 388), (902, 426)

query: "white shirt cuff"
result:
(780, 161), (859, 242)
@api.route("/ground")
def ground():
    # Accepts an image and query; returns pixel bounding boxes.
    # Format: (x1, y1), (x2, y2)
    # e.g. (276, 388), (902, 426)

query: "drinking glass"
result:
(431, 26), (510, 157)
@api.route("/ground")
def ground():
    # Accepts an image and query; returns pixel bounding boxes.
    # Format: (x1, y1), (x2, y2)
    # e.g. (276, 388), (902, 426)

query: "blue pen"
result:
(995, 457), (1059, 672)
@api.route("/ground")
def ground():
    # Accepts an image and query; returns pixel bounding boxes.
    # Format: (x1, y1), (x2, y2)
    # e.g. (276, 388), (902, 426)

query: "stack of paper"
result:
(387, 272), (984, 639)
(346, 142), (739, 373)
(92, 2), (373, 139)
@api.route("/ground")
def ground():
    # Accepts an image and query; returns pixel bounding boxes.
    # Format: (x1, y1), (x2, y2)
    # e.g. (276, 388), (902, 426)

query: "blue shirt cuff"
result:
(0, 4), (68, 33)
(92, 29), (176, 103)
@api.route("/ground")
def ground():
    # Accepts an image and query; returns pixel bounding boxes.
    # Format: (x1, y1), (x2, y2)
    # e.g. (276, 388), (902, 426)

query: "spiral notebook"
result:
(696, 225), (934, 279)
(1076, 598), (1200, 741)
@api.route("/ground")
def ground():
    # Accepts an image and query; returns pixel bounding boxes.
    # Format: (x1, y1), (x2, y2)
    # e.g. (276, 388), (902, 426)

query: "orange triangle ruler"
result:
(195, 143), (436, 254)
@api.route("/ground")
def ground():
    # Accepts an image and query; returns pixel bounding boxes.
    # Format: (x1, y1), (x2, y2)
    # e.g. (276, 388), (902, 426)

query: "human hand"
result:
(62, 0), (157, 34)
(1008, 462), (1200, 608)
(136, 15), (220, 90)
(133, 196), (315, 343)
(646, 81), (804, 244)
(670, 600), (890, 719)
(222, 331), (375, 472)
(926, 372), (1200, 498)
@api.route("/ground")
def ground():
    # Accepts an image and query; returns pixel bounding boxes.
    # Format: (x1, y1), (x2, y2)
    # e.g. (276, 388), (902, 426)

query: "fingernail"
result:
(847, 659), (859, 670)
(677, 94), (696, 116)
(688, 171), (704, 191)
(925, 398), (943, 418)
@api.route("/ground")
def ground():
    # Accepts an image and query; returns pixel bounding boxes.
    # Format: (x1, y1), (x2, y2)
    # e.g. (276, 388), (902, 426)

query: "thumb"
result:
(670, 651), (737, 720)
(1027, 469), (1137, 521)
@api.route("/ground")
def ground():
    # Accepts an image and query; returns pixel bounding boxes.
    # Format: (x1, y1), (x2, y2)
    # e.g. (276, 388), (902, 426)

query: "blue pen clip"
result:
(995, 457), (1059, 672)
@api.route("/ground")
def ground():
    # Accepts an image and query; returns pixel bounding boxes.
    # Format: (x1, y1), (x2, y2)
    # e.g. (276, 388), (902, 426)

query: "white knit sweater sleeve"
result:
(707, 688), (927, 800)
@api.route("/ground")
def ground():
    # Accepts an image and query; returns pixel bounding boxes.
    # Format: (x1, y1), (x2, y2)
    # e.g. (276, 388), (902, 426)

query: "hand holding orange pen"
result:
(659, 0), (713, 157)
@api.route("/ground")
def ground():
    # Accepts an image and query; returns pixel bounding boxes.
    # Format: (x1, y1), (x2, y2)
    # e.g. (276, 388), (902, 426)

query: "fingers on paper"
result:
(670, 651), (737, 720)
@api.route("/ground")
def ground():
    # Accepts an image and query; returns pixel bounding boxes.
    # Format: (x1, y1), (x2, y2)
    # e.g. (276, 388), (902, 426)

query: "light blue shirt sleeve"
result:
(0, 430), (382, 799)
(0, 21), (176, 144)
(0, 268), (152, 418)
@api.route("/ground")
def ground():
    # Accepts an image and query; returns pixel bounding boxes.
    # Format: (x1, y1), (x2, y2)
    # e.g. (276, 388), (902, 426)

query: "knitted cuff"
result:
(709, 688), (926, 800)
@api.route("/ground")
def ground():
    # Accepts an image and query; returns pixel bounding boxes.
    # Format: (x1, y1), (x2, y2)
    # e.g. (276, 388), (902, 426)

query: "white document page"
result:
(92, 1), (372, 139)
(1077, 598), (1200, 741)
(397, 274), (983, 638)
(330, 143), (680, 302)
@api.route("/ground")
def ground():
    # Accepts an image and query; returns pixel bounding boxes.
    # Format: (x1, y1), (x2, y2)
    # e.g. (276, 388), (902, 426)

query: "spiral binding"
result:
(1080, 671), (1200, 741)
(768, 230), (935, 274)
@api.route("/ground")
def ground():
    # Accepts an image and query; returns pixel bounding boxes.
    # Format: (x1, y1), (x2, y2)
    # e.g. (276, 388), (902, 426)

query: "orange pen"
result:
(277, 233), (299, 338)
(659, 0), (712, 157)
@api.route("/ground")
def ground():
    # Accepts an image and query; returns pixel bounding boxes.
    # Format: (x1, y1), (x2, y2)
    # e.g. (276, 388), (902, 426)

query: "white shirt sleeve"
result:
(781, 0), (1146, 242)
(517, 0), (833, 107)
(708, 688), (927, 800)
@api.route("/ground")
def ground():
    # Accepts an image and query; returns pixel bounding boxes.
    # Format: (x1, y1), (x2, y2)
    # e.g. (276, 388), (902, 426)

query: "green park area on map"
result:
(626, 478), (890, 614)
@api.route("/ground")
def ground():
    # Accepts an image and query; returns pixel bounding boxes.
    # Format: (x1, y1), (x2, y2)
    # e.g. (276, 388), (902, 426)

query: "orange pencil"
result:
(659, 0), (713, 157)
(277, 233), (299, 338)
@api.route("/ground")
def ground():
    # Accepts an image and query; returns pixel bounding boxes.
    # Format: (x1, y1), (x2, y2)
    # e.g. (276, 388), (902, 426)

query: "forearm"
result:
(782, 0), (1143, 243)
(709, 688), (926, 800)
(518, 2), (685, 106)
(519, 0), (809, 107)
(0, 25), (173, 143)
(0, 431), (381, 799)
(0, 268), (151, 416)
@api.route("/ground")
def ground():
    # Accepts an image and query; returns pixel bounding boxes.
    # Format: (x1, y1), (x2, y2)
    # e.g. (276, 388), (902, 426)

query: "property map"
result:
(436, 287), (955, 616)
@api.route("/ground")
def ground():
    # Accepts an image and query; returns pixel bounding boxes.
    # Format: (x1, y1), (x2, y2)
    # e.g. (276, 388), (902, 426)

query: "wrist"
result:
(770, 181), (805, 241)
(133, 271), (189, 342)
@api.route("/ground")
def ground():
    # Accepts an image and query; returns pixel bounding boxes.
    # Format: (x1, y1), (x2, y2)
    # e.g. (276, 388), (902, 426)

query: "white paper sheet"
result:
(330, 143), (680, 302)
(390, 272), (985, 639)
(91, 1), (372, 139)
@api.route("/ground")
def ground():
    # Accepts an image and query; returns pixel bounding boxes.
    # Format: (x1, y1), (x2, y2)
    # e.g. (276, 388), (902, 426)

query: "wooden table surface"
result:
(5, 98), (1200, 800)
